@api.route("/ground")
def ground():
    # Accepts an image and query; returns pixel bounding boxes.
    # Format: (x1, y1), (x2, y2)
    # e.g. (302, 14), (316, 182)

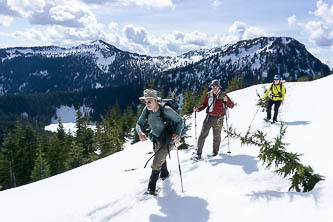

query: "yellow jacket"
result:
(264, 83), (285, 101)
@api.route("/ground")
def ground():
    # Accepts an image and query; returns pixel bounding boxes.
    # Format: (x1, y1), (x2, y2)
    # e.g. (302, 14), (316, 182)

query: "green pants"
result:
(152, 140), (174, 171)
(197, 114), (224, 155)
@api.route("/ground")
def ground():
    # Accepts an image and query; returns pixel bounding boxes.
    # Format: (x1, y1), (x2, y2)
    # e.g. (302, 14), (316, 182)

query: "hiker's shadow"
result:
(150, 180), (210, 222)
(208, 154), (259, 174)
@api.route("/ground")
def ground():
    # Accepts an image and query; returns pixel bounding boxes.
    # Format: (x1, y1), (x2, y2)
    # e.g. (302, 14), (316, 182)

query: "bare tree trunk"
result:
(9, 152), (16, 187)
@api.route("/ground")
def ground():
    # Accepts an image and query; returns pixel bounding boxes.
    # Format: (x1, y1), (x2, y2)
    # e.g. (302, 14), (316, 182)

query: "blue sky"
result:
(0, 0), (332, 68)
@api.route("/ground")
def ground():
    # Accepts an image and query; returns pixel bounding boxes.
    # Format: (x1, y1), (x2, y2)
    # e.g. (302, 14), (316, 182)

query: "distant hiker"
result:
(136, 89), (184, 195)
(261, 74), (286, 123)
(193, 80), (234, 160)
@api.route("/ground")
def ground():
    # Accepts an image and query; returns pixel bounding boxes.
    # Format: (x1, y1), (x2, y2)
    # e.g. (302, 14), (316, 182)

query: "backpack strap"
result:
(217, 90), (225, 103)
(272, 83), (283, 98)
(206, 90), (223, 113)
(158, 102), (167, 123)
(143, 103), (171, 168)
(145, 103), (167, 122)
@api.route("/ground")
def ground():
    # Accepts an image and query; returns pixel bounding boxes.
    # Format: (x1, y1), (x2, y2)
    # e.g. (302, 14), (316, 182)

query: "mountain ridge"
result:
(0, 36), (330, 95)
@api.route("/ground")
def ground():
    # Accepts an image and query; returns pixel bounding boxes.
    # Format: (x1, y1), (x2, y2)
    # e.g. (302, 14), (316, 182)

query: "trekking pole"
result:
(248, 106), (260, 130)
(174, 140), (184, 193)
(225, 108), (231, 154)
(194, 111), (198, 149)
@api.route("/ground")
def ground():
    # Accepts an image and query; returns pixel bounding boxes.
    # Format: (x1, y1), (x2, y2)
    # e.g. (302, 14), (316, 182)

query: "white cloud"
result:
(150, 30), (210, 54)
(0, 0), (19, 16)
(2, 0), (103, 30)
(0, 15), (14, 26)
(184, 32), (208, 46)
(174, 31), (184, 41)
(10, 23), (108, 47)
(49, 5), (77, 22)
(290, 1), (333, 48)
(7, 0), (46, 17)
(224, 21), (268, 43)
(122, 24), (150, 45)
(223, 21), (245, 43)
(81, 0), (175, 8)
(243, 27), (268, 40)
(3, 19), (269, 57)
(119, 22), (268, 56)
(122, 0), (174, 8)
(13, 28), (47, 42)
(213, 0), (221, 8)
(310, 0), (333, 24)
(228, 21), (246, 35)
(27, 0), (103, 30)
(288, 15), (297, 26)
(303, 21), (333, 46)
(80, 0), (106, 4)
(109, 22), (118, 31)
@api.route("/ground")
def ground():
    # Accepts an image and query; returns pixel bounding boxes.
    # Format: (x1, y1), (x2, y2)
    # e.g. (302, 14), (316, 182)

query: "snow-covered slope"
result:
(1, 76), (333, 222)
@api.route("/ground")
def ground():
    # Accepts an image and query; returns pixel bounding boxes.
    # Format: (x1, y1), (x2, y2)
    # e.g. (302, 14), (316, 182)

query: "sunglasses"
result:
(145, 100), (152, 104)
(212, 85), (219, 88)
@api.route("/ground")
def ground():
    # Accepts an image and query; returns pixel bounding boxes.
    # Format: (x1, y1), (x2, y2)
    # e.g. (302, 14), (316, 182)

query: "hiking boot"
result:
(148, 170), (160, 193)
(207, 152), (218, 158)
(160, 171), (170, 180)
(272, 120), (277, 124)
(264, 118), (270, 122)
(160, 161), (169, 180)
(195, 153), (201, 160)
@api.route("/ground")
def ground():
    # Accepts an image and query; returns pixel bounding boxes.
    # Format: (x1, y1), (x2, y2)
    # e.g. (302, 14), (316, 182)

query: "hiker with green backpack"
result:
(193, 80), (234, 160)
(136, 89), (184, 195)
(261, 74), (286, 123)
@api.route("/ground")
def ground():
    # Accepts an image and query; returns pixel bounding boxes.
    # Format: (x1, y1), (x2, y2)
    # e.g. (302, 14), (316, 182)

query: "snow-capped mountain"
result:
(0, 37), (330, 95)
(1, 75), (332, 222)
(161, 37), (331, 93)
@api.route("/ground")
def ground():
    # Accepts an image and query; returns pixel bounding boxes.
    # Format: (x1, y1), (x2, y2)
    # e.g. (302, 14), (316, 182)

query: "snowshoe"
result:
(191, 153), (202, 161)
(207, 152), (218, 158)
(144, 187), (162, 196)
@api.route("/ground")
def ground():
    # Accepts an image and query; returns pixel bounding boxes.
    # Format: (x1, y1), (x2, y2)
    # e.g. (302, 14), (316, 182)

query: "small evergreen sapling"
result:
(31, 145), (51, 182)
(225, 124), (324, 192)
(256, 88), (268, 112)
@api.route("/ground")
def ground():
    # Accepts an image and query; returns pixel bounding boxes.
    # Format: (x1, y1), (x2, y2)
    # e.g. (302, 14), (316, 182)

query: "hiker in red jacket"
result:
(193, 80), (234, 160)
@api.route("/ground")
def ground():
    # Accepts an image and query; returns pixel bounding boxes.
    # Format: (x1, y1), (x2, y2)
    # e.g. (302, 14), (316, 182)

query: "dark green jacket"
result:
(136, 105), (184, 138)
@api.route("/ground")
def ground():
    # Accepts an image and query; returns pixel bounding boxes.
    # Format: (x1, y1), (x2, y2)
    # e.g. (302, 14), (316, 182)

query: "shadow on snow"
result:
(245, 187), (322, 205)
(207, 154), (259, 174)
(284, 120), (311, 126)
(150, 179), (210, 222)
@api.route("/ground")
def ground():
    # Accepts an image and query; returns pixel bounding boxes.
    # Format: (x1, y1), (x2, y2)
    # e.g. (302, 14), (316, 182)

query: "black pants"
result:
(267, 99), (282, 121)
